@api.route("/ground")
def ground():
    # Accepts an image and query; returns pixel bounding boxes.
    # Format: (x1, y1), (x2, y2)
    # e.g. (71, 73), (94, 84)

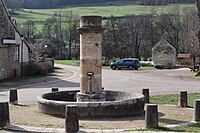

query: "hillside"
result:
(6, 0), (195, 32)
(10, 1), (195, 23)
(5, 0), (195, 9)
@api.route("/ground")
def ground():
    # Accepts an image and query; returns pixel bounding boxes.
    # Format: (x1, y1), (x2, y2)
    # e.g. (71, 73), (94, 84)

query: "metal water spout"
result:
(87, 72), (94, 94)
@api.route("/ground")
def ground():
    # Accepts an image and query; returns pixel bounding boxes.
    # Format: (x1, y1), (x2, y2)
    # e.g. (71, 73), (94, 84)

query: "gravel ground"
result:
(10, 103), (193, 129)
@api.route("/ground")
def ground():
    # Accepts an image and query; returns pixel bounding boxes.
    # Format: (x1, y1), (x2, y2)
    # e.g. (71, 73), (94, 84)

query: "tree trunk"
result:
(196, 71), (200, 76)
(192, 55), (196, 72)
(196, 58), (200, 76)
(196, 0), (200, 76)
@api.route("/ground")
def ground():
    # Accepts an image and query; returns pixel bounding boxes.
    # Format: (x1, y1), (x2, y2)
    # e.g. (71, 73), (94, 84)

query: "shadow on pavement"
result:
(0, 78), (80, 92)
(3, 124), (30, 133)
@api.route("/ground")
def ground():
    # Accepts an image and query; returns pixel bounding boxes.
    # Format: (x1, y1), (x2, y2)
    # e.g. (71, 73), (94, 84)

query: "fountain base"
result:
(37, 90), (145, 118)
(76, 92), (106, 102)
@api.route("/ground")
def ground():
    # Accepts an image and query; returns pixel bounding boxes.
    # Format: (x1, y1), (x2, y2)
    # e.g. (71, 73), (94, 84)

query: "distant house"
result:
(177, 54), (192, 66)
(0, 0), (31, 79)
(152, 38), (176, 67)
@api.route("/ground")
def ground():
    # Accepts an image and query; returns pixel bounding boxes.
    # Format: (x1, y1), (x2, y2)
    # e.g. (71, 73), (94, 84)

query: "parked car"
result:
(110, 58), (140, 70)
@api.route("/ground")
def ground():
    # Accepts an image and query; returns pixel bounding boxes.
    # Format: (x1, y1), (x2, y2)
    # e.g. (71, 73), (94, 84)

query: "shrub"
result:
(154, 64), (165, 69)
(23, 61), (54, 76)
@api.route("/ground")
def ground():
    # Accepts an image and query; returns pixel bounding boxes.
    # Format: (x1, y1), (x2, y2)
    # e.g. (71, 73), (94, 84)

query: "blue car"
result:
(110, 58), (140, 70)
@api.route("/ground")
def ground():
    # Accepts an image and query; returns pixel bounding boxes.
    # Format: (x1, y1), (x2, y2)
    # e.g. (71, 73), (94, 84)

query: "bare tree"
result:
(122, 16), (147, 59)
(103, 16), (121, 60)
(41, 16), (65, 59)
(62, 11), (79, 60)
(40, 11), (79, 59)
(19, 20), (36, 38)
(181, 7), (200, 72)
(164, 5), (182, 53)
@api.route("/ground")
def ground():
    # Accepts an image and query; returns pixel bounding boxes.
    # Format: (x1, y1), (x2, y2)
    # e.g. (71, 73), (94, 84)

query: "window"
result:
(15, 46), (19, 61)
(127, 60), (133, 62)
(164, 52), (168, 56)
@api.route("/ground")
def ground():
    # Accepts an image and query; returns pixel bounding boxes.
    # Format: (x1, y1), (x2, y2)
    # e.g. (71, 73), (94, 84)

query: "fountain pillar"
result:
(76, 16), (105, 102)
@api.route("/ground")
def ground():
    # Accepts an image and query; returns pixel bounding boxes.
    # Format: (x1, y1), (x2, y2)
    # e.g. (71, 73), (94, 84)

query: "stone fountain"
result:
(37, 16), (145, 118)
(76, 16), (105, 102)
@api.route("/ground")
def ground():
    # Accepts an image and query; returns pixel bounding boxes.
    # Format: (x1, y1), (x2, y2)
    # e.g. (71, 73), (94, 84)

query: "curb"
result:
(3, 125), (128, 133)
(2, 121), (198, 133)
(3, 124), (63, 133)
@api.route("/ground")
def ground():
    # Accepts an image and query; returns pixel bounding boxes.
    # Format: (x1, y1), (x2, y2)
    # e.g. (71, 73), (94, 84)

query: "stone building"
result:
(0, 0), (31, 80)
(152, 38), (176, 67)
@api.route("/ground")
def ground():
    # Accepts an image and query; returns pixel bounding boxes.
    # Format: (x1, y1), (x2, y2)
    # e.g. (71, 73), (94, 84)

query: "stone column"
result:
(0, 102), (10, 127)
(65, 105), (79, 133)
(9, 88), (18, 105)
(178, 91), (187, 107)
(193, 99), (200, 121)
(145, 104), (158, 128)
(52, 87), (59, 92)
(76, 16), (105, 102)
(142, 88), (150, 103)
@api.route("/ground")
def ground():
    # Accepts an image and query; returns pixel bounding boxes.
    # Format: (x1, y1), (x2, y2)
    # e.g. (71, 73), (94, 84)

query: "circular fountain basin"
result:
(37, 90), (145, 118)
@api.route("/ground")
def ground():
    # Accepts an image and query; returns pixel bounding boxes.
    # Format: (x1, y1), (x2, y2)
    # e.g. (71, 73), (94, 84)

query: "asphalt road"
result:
(0, 64), (200, 104)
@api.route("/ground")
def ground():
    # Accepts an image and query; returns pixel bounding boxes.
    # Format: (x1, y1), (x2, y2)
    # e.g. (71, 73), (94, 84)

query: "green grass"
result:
(191, 71), (200, 79)
(55, 60), (80, 66)
(11, 10), (50, 23)
(140, 66), (156, 70)
(194, 76), (200, 79)
(10, 2), (195, 26)
(127, 127), (179, 132)
(150, 93), (200, 107)
(150, 93), (179, 105)
(129, 124), (200, 132)
(169, 123), (200, 132)
(102, 66), (110, 69)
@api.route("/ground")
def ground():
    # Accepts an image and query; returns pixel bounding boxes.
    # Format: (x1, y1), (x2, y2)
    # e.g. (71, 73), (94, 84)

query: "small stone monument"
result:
(0, 102), (10, 127)
(9, 88), (18, 105)
(145, 104), (158, 128)
(193, 99), (200, 121)
(65, 105), (79, 132)
(152, 37), (176, 67)
(178, 91), (188, 107)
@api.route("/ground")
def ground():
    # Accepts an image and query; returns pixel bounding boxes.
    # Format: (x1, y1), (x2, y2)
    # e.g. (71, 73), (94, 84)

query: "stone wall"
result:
(0, 45), (16, 79)
(0, 0), (20, 79)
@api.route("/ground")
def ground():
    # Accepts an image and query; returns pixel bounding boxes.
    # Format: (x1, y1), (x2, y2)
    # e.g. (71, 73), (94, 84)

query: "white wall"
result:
(15, 32), (30, 62)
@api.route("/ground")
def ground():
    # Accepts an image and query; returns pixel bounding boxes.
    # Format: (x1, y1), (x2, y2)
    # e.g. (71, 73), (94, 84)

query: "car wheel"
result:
(135, 67), (138, 70)
(111, 66), (116, 70)
(129, 66), (133, 70)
